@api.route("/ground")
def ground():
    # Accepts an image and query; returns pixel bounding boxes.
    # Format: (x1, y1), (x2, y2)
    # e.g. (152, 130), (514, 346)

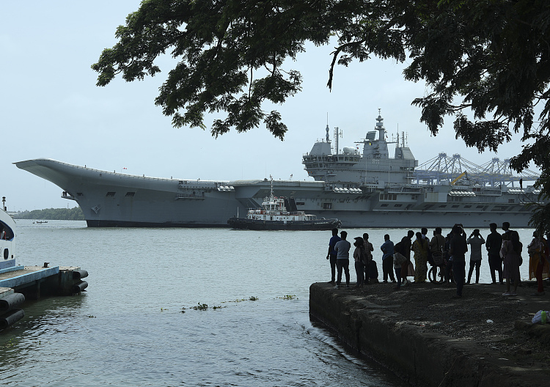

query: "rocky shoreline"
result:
(309, 280), (550, 386)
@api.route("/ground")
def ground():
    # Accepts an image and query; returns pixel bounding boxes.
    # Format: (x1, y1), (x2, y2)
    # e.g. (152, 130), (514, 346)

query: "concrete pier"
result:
(0, 265), (88, 330)
(0, 265), (87, 298)
(309, 282), (549, 387)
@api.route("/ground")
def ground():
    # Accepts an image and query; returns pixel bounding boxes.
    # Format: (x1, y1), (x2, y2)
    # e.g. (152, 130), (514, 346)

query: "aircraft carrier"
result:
(15, 113), (541, 228)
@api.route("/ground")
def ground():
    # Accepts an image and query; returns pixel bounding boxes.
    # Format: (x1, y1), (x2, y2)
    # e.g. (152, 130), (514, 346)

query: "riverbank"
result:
(309, 280), (550, 386)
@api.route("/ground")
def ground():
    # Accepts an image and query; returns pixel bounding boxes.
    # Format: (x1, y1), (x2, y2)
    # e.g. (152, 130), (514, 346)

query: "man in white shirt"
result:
(334, 231), (351, 288)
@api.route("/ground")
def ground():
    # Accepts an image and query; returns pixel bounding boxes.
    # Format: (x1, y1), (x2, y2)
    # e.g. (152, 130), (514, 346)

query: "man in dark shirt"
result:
(486, 223), (503, 284)
(449, 224), (468, 298)
(395, 230), (414, 285)
(326, 228), (341, 284)
(380, 234), (395, 283)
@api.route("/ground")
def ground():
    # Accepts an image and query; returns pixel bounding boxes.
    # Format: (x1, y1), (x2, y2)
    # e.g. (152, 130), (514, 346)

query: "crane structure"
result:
(413, 153), (539, 187)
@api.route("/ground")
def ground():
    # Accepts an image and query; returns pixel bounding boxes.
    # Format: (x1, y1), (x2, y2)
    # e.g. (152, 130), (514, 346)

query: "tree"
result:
(93, 0), (550, 231)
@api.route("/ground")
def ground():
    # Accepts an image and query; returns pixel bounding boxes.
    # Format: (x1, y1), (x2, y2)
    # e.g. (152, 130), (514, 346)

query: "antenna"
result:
(335, 127), (340, 155)
(325, 112), (330, 143)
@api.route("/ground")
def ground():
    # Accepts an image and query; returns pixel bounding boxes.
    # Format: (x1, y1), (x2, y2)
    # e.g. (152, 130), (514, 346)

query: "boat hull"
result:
(227, 217), (341, 231)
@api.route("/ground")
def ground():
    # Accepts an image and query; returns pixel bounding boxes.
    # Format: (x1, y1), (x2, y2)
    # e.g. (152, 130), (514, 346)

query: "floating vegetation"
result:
(226, 298), (247, 303)
(182, 302), (225, 312)
(224, 296), (259, 303)
(182, 297), (258, 312)
(192, 303), (209, 311)
(278, 295), (297, 300)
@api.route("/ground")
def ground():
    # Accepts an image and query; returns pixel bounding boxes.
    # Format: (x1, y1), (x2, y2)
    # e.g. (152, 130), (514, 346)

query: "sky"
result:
(0, 1), (533, 211)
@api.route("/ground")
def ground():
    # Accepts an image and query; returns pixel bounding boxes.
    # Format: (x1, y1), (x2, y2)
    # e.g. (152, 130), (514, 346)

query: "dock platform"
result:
(0, 265), (88, 330)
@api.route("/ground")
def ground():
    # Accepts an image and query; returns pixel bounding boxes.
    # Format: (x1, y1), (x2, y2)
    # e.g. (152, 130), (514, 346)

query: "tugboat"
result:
(0, 197), (16, 271)
(0, 197), (25, 330)
(0, 197), (89, 331)
(228, 179), (341, 231)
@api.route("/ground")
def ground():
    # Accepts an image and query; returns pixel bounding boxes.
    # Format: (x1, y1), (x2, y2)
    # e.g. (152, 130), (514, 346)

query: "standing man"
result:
(429, 227), (445, 261)
(449, 224), (468, 298)
(486, 223), (503, 284)
(363, 233), (375, 282)
(395, 230), (414, 285)
(381, 234), (395, 283)
(466, 229), (485, 284)
(429, 227), (446, 280)
(326, 228), (341, 284)
(401, 230), (414, 285)
(334, 231), (351, 288)
(421, 227), (428, 240)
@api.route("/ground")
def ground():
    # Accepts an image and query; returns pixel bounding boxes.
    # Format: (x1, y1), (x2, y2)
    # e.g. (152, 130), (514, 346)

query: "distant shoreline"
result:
(12, 207), (84, 221)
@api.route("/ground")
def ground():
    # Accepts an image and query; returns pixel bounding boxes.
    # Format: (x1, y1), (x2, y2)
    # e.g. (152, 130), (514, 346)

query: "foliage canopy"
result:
(93, 0), (550, 232)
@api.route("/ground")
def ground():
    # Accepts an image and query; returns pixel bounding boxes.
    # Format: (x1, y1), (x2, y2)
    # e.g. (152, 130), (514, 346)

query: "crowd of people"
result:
(326, 222), (550, 298)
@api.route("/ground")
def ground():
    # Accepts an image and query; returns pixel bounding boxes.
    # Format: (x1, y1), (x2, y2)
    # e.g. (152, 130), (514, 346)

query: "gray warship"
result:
(15, 113), (540, 228)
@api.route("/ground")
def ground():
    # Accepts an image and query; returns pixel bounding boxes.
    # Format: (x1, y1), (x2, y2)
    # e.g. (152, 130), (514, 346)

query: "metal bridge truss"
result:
(413, 153), (540, 187)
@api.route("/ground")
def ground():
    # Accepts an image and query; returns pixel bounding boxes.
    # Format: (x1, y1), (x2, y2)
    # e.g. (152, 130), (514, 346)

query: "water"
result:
(0, 221), (535, 386)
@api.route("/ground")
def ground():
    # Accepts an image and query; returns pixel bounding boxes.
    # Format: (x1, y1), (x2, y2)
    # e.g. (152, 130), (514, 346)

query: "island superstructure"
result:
(15, 113), (540, 228)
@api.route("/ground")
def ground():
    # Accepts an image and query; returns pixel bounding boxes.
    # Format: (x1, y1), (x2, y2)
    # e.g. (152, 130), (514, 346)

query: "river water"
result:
(0, 221), (534, 386)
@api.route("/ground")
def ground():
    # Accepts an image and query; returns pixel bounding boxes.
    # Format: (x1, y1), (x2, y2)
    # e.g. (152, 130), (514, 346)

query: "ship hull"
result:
(15, 159), (538, 229)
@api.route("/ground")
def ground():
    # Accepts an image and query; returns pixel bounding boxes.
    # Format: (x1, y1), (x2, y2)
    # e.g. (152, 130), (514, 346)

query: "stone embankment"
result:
(309, 281), (549, 386)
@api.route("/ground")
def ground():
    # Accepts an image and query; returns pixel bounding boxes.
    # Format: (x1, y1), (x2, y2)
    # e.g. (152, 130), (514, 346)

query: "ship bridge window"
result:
(322, 203), (332, 210)
(380, 194), (397, 201)
(106, 192), (116, 197)
(508, 199), (515, 203)
(465, 205), (471, 208)
(394, 204), (402, 207)
(125, 192), (135, 197)
(452, 205), (459, 208)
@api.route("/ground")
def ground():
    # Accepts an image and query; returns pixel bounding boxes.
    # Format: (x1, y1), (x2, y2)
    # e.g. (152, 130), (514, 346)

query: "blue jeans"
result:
(453, 260), (466, 296)
(337, 259), (350, 286)
(329, 255), (337, 282)
(383, 257), (395, 282)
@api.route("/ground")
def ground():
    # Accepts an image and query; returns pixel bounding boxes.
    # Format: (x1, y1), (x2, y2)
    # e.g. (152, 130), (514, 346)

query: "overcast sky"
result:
(1, 1), (532, 211)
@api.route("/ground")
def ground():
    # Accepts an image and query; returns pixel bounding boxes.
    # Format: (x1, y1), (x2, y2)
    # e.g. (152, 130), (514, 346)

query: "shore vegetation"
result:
(14, 207), (84, 221)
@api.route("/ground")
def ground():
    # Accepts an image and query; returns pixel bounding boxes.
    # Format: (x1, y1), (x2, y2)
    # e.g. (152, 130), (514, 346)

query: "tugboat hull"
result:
(227, 217), (341, 231)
